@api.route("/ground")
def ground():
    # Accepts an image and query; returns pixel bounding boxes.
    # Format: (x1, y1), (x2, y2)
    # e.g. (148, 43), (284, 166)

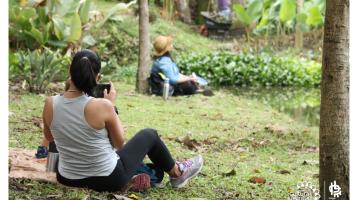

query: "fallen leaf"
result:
(302, 160), (319, 165)
(248, 176), (266, 184)
(276, 169), (290, 174)
(128, 194), (138, 199)
(109, 194), (133, 200)
(210, 112), (223, 120)
(175, 135), (201, 151)
(264, 124), (288, 135)
(222, 169), (236, 177)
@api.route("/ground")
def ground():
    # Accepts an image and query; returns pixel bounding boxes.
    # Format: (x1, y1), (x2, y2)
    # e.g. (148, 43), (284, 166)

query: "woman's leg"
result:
(173, 82), (198, 96)
(116, 128), (179, 183)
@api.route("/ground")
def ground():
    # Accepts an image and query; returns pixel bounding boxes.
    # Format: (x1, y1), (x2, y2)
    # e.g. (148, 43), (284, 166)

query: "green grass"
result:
(9, 82), (319, 199)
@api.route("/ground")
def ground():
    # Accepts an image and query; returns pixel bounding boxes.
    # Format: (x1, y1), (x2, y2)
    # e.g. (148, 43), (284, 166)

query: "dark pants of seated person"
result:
(173, 81), (198, 96)
(57, 128), (175, 192)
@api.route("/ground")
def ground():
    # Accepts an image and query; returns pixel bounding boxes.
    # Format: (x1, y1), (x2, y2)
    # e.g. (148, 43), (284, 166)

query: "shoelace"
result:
(178, 160), (193, 172)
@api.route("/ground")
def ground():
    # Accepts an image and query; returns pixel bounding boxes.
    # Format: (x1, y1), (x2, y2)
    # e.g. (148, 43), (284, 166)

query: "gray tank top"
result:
(50, 94), (119, 179)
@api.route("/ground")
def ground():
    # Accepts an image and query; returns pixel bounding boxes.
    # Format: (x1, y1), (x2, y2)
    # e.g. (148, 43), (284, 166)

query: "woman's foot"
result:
(170, 155), (204, 188)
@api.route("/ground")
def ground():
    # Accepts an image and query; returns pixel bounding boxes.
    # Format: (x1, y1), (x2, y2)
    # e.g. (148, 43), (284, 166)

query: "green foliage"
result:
(177, 51), (321, 87)
(9, 0), (95, 50)
(96, 0), (136, 27)
(240, 0), (326, 36)
(9, 49), (70, 93)
(279, 0), (296, 22)
(94, 22), (139, 79)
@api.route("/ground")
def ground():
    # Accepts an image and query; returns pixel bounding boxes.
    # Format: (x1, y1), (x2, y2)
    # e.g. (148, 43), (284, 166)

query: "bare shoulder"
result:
(86, 98), (113, 112)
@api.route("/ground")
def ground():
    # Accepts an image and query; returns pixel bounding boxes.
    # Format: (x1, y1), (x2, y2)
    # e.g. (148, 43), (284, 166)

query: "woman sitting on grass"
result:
(150, 35), (213, 96)
(41, 49), (203, 192)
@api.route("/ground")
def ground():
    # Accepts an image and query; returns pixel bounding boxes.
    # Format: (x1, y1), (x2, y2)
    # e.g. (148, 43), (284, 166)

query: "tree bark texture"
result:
(136, 0), (151, 94)
(319, 0), (349, 199)
(175, 0), (192, 23)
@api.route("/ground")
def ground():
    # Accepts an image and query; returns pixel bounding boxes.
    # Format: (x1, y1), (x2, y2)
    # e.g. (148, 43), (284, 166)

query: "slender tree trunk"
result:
(294, 0), (303, 49)
(136, 0), (150, 94)
(175, 0), (191, 23)
(319, 0), (349, 199)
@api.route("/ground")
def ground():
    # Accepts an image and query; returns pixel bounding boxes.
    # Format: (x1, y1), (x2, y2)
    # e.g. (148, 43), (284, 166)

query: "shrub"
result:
(9, 48), (70, 93)
(177, 51), (321, 87)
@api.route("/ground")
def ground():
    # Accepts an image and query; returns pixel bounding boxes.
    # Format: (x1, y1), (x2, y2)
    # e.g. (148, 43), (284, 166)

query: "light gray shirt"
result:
(50, 94), (118, 179)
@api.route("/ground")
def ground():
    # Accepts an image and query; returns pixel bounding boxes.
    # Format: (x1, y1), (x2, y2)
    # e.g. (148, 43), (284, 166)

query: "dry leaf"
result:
(264, 124), (288, 135)
(175, 135), (201, 151)
(248, 176), (266, 184)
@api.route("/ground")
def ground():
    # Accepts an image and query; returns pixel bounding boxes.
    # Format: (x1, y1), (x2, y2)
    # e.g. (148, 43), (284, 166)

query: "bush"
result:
(93, 22), (139, 80)
(177, 51), (321, 87)
(9, 48), (70, 93)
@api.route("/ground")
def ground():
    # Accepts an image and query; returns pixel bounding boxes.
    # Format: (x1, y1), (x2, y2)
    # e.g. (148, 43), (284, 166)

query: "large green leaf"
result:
(25, 27), (44, 45)
(65, 13), (82, 42)
(57, 0), (81, 16)
(52, 17), (65, 40)
(247, 0), (264, 22)
(257, 10), (269, 28)
(306, 6), (323, 26)
(96, 1), (136, 28)
(279, 0), (296, 22)
(79, 0), (92, 24)
(233, 4), (252, 25)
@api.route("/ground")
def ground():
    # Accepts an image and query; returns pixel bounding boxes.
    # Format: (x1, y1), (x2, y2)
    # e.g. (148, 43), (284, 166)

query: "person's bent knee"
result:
(136, 128), (159, 142)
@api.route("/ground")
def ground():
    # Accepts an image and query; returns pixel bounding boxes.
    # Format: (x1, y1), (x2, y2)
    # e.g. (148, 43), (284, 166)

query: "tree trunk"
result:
(294, 0), (303, 49)
(136, 0), (151, 94)
(319, 0), (349, 199)
(175, 0), (192, 23)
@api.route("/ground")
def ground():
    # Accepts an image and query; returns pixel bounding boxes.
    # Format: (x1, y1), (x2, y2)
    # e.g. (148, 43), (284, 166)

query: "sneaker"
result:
(128, 173), (151, 192)
(170, 155), (204, 188)
(35, 146), (48, 159)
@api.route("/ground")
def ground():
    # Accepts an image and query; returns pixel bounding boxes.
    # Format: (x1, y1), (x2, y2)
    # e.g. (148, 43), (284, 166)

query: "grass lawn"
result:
(9, 82), (319, 199)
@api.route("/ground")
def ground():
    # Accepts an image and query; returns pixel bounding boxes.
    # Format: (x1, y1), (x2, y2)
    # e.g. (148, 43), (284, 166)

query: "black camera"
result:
(91, 83), (111, 98)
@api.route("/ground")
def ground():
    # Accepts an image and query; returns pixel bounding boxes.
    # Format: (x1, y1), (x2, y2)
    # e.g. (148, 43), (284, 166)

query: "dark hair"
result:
(70, 49), (101, 96)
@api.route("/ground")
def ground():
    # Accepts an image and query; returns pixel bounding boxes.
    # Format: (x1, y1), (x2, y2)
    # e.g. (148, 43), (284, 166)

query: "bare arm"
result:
(175, 74), (197, 84)
(103, 82), (125, 149)
(43, 97), (54, 142)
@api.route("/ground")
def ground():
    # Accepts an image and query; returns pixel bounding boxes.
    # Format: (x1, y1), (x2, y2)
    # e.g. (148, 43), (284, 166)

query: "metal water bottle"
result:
(46, 141), (59, 173)
(163, 78), (170, 100)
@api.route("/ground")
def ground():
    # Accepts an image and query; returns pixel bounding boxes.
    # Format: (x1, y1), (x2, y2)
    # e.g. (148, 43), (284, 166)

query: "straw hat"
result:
(153, 35), (173, 56)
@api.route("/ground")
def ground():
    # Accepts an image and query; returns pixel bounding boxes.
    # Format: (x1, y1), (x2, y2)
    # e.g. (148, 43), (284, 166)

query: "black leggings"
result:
(173, 82), (198, 96)
(57, 128), (175, 192)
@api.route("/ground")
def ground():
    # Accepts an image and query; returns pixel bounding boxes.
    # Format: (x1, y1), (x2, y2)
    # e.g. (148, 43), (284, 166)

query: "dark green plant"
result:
(177, 51), (321, 87)
(10, 48), (70, 93)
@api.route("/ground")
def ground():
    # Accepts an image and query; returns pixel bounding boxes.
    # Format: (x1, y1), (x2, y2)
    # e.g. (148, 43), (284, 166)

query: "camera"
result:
(92, 83), (111, 98)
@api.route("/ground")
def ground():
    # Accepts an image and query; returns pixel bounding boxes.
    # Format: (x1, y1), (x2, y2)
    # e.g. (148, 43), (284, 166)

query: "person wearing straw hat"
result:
(150, 35), (212, 96)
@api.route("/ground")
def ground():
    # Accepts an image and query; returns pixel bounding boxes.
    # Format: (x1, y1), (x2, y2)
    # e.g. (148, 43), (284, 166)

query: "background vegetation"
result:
(9, 0), (323, 199)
